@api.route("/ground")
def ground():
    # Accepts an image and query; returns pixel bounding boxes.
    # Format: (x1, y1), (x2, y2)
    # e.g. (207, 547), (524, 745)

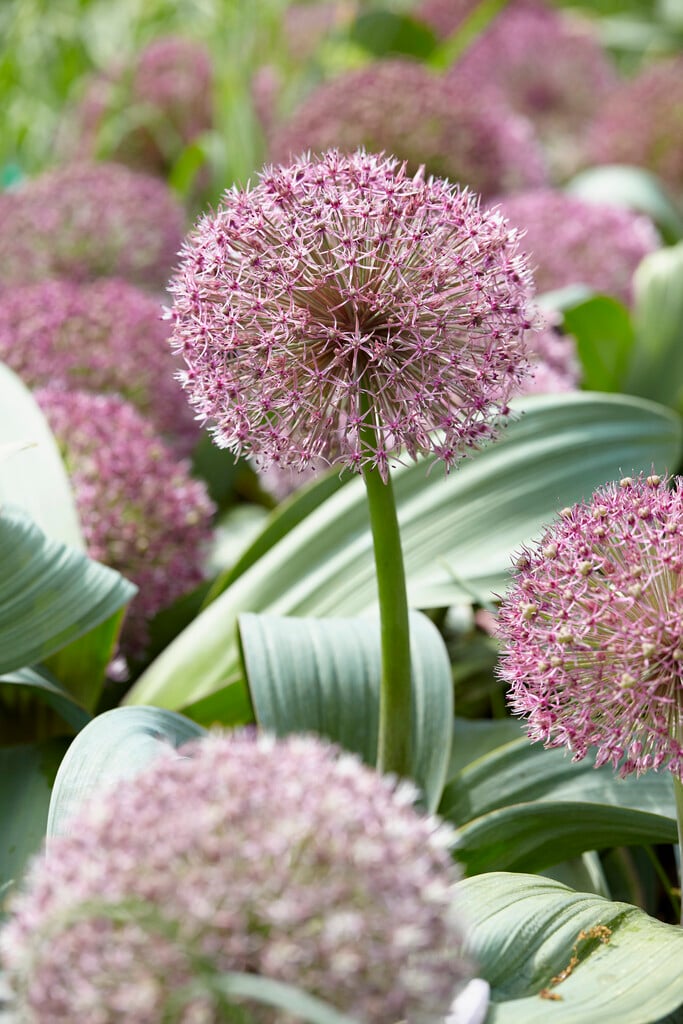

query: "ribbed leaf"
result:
(457, 873), (683, 1022)
(126, 393), (683, 716)
(0, 739), (70, 898)
(0, 362), (83, 550)
(626, 242), (683, 412)
(441, 738), (676, 874)
(0, 507), (135, 677)
(47, 707), (206, 839)
(238, 611), (452, 811)
(0, 666), (91, 733)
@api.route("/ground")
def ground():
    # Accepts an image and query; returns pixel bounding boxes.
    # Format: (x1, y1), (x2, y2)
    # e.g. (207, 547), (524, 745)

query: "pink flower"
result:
(1, 732), (471, 1023)
(0, 278), (198, 454)
(270, 59), (547, 198)
(0, 162), (184, 292)
(169, 149), (535, 480)
(36, 388), (214, 659)
(497, 473), (683, 778)
(523, 323), (580, 395)
(64, 36), (214, 177)
(496, 188), (659, 304)
(586, 56), (683, 201)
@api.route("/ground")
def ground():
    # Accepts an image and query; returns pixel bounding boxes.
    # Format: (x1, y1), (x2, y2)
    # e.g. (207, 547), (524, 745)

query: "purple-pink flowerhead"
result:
(1, 732), (471, 1022)
(170, 150), (535, 479)
(0, 162), (184, 292)
(36, 388), (214, 659)
(269, 60), (547, 198)
(496, 189), (659, 304)
(0, 278), (198, 453)
(497, 473), (683, 778)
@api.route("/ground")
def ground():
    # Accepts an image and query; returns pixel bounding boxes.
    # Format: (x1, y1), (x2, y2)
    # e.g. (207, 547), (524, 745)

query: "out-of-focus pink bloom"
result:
(1, 731), (472, 1022)
(0, 162), (184, 292)
(36, 388), (214, 658)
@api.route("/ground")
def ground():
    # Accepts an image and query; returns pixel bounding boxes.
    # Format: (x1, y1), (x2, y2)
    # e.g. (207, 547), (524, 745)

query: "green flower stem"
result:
(360, 447), (412, 779)
(674, 774), (683, 926)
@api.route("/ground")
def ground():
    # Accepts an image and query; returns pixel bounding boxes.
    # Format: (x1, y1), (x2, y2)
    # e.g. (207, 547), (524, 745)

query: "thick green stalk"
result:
(674, 774), (683, 926)
(359, 425), (412, 778)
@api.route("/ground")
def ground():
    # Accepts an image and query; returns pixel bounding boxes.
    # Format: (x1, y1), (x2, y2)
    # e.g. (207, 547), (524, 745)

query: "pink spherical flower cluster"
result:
(169, 149), (536, 480)
(0, 278), (198, 453)
(445, 0), (615, 177)
(1, 731), (471, 1023)
(66, 36), (214, 176)
(0, 162), (184, 292)
(36, 388), (214, 659)
(586, 56), (683, 200)
(415, 0), (481, 38)
(496, 189), (659, 304)
(270, 60), (547, 198)
(497, 473), (683, 778)
(524, 323), (580, 394)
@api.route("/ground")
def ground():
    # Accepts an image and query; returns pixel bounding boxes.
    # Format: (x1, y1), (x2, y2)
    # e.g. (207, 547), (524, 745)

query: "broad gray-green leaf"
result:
(442, 738), (676, 873)
(0, 739), (70, 898)
(238, 611), (452, 811)
(181, 973), (361, 1024)
(0, 666), (91, 733)
(566, 164), (683, 245)
(47, 707), (206, 839)
(457, 873), (683, 1022)
(0, 362), (83, 550)
(126, 393), (682, 716)
(0, 506), (135, 676)
(562, 295), (634, 392)
(625, 243), (683, 412)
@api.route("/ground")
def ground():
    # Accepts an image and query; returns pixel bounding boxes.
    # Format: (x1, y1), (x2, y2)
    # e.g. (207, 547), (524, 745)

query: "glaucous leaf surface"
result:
(566, 164), (683, 244)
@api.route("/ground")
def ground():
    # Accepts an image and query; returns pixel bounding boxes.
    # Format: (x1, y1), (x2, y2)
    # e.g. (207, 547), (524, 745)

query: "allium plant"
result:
(66, 36), (214, 177)
(444, 0), (616, 178)
(36, 388), (214, 660)
(586, 56), (683, 201)
(270, 60), (547, 197)
(524, 324), (580, 394)
(169, 148), (535, 776)
(0, 162), (184, 292)
(496, 189), (659, 304)
(0, 732), (472, 1023)
(0, 278), (198, 454)
(497, 474), (683, 877)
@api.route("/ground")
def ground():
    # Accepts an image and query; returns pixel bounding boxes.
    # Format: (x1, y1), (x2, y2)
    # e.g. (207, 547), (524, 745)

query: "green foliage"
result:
(125, 392), (683, 717)
(238, 611), (452, 810)
(566, 165), (683, 245)
(457, 872), (683, 1022)
(348, 11), (437, 59)
(563, 295), (635, 392)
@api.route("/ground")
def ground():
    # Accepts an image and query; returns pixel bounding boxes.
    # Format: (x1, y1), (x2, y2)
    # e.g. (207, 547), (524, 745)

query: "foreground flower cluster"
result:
(1, 732), (470, 1023)
(498, 473), (683, 778)
(170, 149), (535, 479)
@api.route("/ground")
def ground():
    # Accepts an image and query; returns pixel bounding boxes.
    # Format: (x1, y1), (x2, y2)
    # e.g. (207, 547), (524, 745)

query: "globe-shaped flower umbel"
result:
(169, 150), (535, 479)
(1, 732), (471, 1023)
(496, 189), (659, 304)
(0, 162), (184, 292)
(0, 278), (198, 453)
(269, 61), (547, 198)
(497, 474), (683, 778)
(36, 388), (214, 659)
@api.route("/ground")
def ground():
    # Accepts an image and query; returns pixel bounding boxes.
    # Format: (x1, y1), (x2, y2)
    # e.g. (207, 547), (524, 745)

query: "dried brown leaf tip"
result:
(539, 924), (612, 1001)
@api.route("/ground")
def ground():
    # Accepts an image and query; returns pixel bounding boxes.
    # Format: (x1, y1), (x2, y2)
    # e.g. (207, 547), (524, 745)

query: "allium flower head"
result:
(1, 731), (471, 1023)
(586, 56), (683, 200)
(270, 60), (547, 198)
(497, 473), (683, 778)
(496, 188), (659, 304)
(36, 388), (214, 658)
(0, 162), (184, 291)
(524, 323), (580, 394)
(66, 36), (214, 176)
(0, 278), (198, 453)
(445, 0), (615, 177)
(170, 149), (535, 479)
